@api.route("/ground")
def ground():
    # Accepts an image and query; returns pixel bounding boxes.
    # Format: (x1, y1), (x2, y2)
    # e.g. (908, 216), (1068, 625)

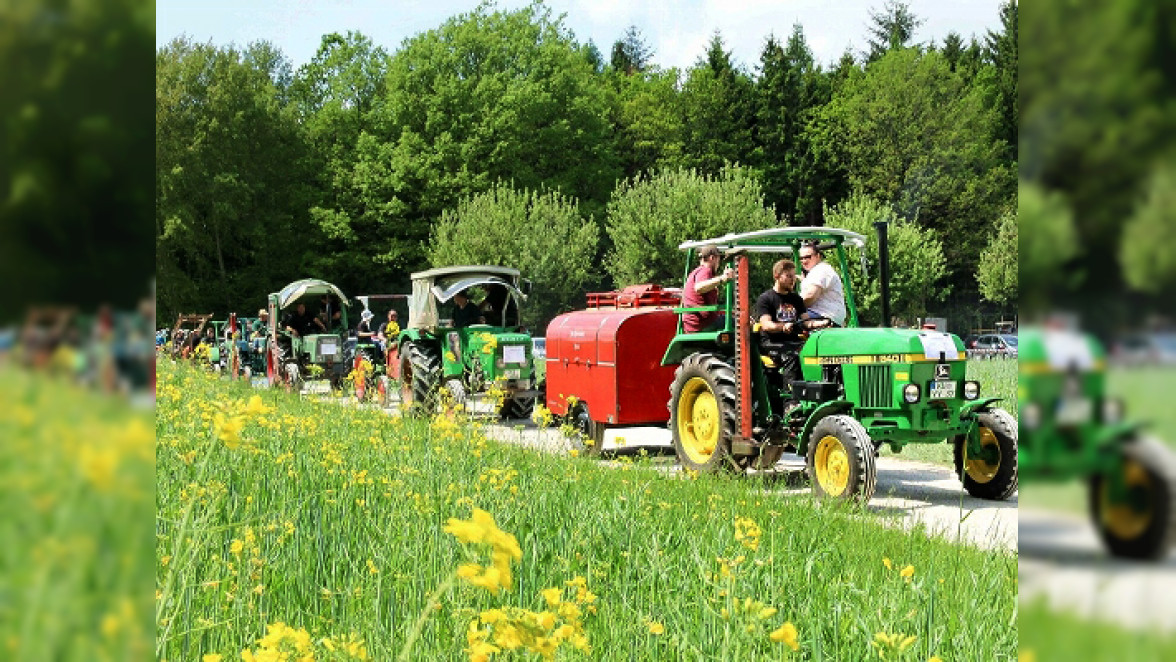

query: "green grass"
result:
(156, 359), (1017, 661)
(1019, 599), (1176, 661)
(0, 367), (154, 660)
(878, 358), (1018, 468)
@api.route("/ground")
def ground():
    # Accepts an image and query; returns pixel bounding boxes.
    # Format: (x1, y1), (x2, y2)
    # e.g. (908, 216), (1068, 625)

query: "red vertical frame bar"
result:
(735, 256), (752, 438)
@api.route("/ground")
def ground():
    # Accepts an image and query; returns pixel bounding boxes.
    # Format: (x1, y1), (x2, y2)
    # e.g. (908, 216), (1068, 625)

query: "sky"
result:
(156, 0), (1005, 73)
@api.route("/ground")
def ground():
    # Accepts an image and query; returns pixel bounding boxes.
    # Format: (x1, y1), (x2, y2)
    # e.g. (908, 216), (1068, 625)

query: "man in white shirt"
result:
(797, 243), (846, 327)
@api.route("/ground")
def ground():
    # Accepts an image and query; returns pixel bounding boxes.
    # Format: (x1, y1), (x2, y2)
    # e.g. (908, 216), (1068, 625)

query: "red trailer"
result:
(545, 284), (681, 450)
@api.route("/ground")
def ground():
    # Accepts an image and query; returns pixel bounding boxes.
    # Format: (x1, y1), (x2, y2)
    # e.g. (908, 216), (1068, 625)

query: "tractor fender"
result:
(1094, 421), (1150, 449)
(960, 398), (1002, 420)
(799, 400), (856, 455)
(398, 328), (429, 346)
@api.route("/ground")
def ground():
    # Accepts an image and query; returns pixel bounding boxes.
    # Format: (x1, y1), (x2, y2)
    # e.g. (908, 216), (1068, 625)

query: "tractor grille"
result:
(858, 365), (891, 408)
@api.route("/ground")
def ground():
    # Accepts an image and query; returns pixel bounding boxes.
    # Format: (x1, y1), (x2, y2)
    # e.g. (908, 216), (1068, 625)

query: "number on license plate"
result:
(1056, 398), (1092, 425)
(929, 380), (957, 399)
(504, 369), (521, 380)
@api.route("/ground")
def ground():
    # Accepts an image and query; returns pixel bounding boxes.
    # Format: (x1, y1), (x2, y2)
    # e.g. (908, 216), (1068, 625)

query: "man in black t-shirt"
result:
(755, 259), (807, 401)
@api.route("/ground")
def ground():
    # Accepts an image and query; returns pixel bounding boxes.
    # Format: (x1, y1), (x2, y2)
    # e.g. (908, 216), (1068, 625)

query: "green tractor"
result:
(263, 279), (351, 392)
(664, 226), (1017, 502)
(1019, 326), (1176, 559)
(397, 266), (541, 418)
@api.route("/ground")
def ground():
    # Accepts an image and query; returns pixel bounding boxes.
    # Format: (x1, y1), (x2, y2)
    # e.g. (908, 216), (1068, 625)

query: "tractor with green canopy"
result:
(263, 278), (351, 392)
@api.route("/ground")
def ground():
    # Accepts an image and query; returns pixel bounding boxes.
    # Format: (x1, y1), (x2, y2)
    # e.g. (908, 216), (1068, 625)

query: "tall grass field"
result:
(156, 359), (1016, 661)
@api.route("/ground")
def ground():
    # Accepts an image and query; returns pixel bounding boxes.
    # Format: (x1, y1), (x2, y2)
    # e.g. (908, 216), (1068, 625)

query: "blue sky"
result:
(157, 0), (1004, 72)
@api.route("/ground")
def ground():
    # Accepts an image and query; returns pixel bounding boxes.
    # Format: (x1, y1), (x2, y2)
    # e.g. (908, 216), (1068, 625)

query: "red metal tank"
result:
(545, 285), (680, 427)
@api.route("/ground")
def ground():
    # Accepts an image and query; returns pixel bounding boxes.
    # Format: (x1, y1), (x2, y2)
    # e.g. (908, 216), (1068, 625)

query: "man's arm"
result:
(758, 312), (795, 335)
(695, 267), (734, 295)
(800, 278), (823, 306)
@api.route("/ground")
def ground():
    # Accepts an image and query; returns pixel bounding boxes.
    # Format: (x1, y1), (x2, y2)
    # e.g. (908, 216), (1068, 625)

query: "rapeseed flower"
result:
(770, 622), (799, 651)
(900, 565), (915, 582)
(647, 621), (665, 635)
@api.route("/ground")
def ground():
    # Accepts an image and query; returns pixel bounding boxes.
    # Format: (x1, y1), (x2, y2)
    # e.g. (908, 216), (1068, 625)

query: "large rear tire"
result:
(806, 415), (877, 502)
(953, 408), (1018, 501)
(499, 396), (536, 420)
(1089, 437), (1176, 560)
(398, 341), (440, 416)
(669, 353), (743, 473)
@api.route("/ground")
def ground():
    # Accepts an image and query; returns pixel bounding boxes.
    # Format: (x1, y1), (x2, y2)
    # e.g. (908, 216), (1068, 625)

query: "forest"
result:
(155, 0), (1018, 331)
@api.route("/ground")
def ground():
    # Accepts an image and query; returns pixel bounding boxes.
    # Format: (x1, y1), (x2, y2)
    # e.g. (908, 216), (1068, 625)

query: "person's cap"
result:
(361, 309), (374, 320)
(258, 308), (267, 316)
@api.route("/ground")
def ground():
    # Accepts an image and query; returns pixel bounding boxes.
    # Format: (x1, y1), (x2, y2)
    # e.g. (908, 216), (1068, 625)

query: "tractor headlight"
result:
(1022, 403), (1042, 430)
(963, 381), (980, 400)
(1102, 397), (1124, 424)
(495, 357), (505, 369)
(903, 383), (921, 404)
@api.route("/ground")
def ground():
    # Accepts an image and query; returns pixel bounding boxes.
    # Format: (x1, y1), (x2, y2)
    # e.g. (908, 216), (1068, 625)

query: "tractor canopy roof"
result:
(408, 267), (526, 330)
(274, 279), (349, 310)
(679, 227), (867, 254)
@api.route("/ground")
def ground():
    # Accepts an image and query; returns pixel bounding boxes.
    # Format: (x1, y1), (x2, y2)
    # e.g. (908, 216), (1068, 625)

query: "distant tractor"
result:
(397, 266), (541, 418)
(347, 294), (409, 405)
(262, 279), (350, 392)
(168, 313), (213, 358)
(1020, 326), (1176, 559)
(658, 226), (1017, 502)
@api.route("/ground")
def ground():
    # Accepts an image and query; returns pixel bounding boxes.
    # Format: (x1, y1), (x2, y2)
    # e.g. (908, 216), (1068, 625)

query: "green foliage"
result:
(0, 0), (155, 319)
(977, 210), (1017, 305)
(1018, 181), (1080, 313)
(607, 166), (777, 289)
(823, 192), (948, 325)
(156, 38), (312, 320)
(866, 0), (924, 62)
(819, 48), (1011, 286)
(610, 68), (685, 180)
(1121, 160), (1176, 293)
(676, 33), (756, 176)
(429, 183), (599, 329)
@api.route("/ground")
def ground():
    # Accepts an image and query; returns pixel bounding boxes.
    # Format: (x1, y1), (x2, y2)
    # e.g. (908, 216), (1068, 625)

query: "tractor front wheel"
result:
(398, 342), (440, 416)
(669, 353), (742, 473)
(1089, 438), (1176, 560)
(953, 409), (1018, 501)
(568, 401), (605, 456)
(806, 415), (877, 502)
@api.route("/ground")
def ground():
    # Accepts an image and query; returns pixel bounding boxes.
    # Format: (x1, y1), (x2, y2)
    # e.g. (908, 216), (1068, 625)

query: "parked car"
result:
(1112, 332), (1176, 366)
(970, 334), (1018, 358)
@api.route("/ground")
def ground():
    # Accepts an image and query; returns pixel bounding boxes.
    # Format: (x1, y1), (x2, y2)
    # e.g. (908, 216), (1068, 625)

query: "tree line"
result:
(156, 0), (1018, 332)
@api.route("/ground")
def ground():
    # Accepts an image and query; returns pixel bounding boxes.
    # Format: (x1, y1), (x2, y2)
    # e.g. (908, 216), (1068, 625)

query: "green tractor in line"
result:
(397, 266), (541, 418)
(664, 225), (1018, 503)
(263, 279), (351, 392)
(1019, 326), (1176, 559)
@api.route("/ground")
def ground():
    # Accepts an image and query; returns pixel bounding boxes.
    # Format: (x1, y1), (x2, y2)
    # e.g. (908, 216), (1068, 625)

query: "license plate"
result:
(321, 342), (337, 355)
(1056, 398), (1092, 425)
(303, 380), (331, 394)
(251, 377), (269, 389)
(503, 345), (526, 364)
(929, 380), (956, 399)
(504, 369), (521, 380)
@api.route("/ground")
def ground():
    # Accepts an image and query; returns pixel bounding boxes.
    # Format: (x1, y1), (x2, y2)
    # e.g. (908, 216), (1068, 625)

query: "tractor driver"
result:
(682, 245), (734, 333)
(452, 290), (485, 328)
(756, 259), (807, 402)
(282, 302), (323, 339)
(796, 243), (846, 327)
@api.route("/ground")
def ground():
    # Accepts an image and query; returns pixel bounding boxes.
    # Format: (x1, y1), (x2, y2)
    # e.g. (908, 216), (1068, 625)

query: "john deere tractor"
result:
(262, 279), (351, 392)
(397, 266), (541, 418)
(1020, 325), (1176, 559)
(664, 226), (1018, 502)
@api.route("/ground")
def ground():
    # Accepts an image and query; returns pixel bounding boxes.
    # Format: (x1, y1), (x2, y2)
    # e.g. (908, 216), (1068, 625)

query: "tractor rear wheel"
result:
(669, 353), (743, 473)
(953, 408), (1018, 500)
(806, 415), (877, 501)
(1089, 437), (1176, 560)
(499, 396), (535, 420)
(399, 341), (440, 416)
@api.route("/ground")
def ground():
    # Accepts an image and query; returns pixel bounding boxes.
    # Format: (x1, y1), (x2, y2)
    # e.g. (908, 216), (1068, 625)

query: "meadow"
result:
(156, 359), (1016, 661)
(0, 365), (154, 660)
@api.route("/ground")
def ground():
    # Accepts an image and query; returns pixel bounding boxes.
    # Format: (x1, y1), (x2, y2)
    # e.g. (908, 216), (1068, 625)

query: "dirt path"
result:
(1019, 508), (1176, 632)
(454, 410), (1018, 553)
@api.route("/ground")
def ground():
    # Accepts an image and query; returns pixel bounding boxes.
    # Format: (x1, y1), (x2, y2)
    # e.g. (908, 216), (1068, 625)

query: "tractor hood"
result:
(801, 328), (963, 362)
(1017, 327), (1102, 372)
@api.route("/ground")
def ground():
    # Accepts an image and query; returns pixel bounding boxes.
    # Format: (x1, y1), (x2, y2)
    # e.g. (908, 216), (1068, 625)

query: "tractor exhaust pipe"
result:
(874, 221), (891, 328)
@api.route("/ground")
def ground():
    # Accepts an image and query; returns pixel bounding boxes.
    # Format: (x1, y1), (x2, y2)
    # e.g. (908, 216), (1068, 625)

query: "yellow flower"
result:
(882, 557), (893, 570)
(1019, 651), (1037, 662)
(202, 655), (222, 662)
(242, 395), (274, 416)
(213, 413), (246, 448)
(929, 657), (944, 662)
(770, 622), (799, 651)
(900, 565), (915, 581)
(230, 539), (244, 556)
(541, 587), (563, 606)
(647, 621), (665, 635)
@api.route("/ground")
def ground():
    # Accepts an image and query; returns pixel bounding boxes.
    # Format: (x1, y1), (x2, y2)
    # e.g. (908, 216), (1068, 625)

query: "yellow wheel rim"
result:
(814, 435), (850, 497)
(677, 377), (720, 464)
(1100, 459), (1154, 541)
(965, 427), (1001, 484)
